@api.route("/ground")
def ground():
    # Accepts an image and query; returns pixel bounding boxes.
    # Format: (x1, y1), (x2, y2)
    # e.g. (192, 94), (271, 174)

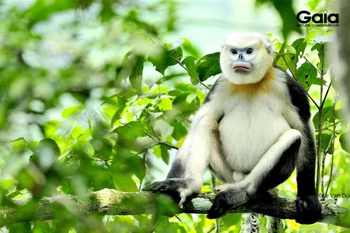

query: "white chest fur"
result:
(217, 90), (290, 172)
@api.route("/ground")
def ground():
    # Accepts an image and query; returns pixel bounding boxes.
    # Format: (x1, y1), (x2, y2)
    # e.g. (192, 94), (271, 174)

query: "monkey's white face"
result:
(220, 33), (274, 85)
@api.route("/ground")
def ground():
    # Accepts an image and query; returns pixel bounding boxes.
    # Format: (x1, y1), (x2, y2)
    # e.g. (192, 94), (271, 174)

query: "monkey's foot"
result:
(214, 183), (235, 193)
(143, 178), (194, 207)
(295, 194), (322, 224)
(207, 189), (250, 219)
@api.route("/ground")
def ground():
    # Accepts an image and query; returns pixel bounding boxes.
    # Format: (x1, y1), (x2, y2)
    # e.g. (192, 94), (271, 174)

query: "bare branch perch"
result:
(0, 189), (349, 228)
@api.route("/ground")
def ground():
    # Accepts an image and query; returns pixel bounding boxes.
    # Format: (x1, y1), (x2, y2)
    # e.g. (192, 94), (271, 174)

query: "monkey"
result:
(144, 32), (322, 224)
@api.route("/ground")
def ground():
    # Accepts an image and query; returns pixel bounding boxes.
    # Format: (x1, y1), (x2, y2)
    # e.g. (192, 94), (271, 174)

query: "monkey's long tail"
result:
(240, 213), (259, 233)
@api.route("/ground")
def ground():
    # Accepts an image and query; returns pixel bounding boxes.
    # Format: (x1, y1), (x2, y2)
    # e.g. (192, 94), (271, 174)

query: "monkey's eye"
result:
(230, 49), (238, 55)
(246, 48), (254, 54)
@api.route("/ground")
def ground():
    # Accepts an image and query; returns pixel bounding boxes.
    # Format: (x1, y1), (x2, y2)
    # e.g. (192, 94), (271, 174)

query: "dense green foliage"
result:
(0, 0), (349, 232)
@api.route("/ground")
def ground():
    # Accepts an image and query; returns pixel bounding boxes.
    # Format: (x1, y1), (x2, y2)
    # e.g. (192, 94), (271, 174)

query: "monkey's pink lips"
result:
(233, 62), (251, 72)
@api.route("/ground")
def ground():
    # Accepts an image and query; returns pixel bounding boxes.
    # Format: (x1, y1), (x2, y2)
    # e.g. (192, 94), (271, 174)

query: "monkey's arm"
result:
(294, 122), (321, 224)
(284, 74), (322, 224)
(207, 128), (302, 219)
(144, 96), (224, 206)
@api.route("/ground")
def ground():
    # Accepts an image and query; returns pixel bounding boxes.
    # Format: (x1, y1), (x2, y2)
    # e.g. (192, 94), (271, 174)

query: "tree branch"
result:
(0, 189), (349, 228)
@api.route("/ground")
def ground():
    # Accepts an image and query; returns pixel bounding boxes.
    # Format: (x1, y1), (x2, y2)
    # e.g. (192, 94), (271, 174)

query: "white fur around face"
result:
(220, 32), (274, 85)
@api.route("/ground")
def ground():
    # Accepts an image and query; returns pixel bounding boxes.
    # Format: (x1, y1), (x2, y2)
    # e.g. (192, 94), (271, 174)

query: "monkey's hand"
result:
(142, 178), (194, 207)
(295, 194), (322, 224)
(207, 188), (250, 219)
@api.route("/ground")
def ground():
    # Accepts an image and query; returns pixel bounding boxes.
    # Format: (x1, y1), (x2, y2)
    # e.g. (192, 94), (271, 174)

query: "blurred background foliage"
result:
(0, 0), (349, 232)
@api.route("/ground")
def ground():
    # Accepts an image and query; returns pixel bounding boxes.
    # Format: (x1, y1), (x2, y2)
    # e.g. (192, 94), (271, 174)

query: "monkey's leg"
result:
(207, 129), (301, 219)
(144, 116), (218, 206)
(208, 129), (235, 183)
(295, 123), (321, 224)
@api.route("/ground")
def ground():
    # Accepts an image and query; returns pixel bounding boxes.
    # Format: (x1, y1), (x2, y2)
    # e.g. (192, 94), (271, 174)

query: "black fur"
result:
(145, 67), (321, 224)
(207, 189), (250, 219)
(207, 134), (301, 219)
(167, 159), (185, 179)
(203, 78), (221, 103)
(142, 178), (189, 204)
(283, 72), (311, 123)
(257, 136), (301, 192)
(282, 70), (321, 224)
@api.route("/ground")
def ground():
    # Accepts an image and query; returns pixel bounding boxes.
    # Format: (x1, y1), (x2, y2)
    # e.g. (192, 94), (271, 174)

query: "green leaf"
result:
(279, 53), (297, 77)
(12, 138), (28, 152)
(99, 1), (116, 22)
(186, 93), (197, 103)
(128, 155), (146, 180)
(312, 106), (336, 128)
(195, 52), (221, 81)
(116, 52), (144, 91)
(129, 56), (144, 92)
(32, 139), (60, 171)
(172, 93), (189, 104)
(116, 51), (134, 84)
(153, 144), (171, 164)
(321, 133), (334, 154)
(311, 43), (325, 62)
(159, 98), (173, 111)
(172, 121), (188, 141)
(291, 38), (307, 57)
(166, 43), (182, 60)
(149, 46), (183, 75)
(340, 131), (350, 154)
(71, 126), (83, 139)
(90, 138), (113, 159)
(61, 106), (83, 119)
(194, 215), (206, 233)
(172, 92), (198, 116)
(114, 121), (146, 143)
(285, 44), (296, 54)
(311, 42), (330, 73)
(182, 56), (199, 84)
(113, 174), (138, 192)
(111, 97), (126, 127)
(0, 178), (17, 190)
(222, 214), (242, 230)
(296, 62), (318, 90)
(182, 38), (200, 57)
(24, 0), (78, 28)
(148, 49), (167, 75)
(160, 144), (169, 164)
(274, 43), (287, 71)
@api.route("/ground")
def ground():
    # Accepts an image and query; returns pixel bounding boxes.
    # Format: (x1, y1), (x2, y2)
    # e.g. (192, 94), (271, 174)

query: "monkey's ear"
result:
(262, 35), (274, 55)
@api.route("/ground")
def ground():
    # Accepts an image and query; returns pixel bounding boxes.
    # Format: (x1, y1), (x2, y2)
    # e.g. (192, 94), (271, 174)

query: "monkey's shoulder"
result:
(206, 68), (310, 121)
(274, 68), (311, 122)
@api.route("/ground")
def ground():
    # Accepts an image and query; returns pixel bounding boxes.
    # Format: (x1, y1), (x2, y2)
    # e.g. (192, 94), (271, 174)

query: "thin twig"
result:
(325, 102), (336, 195)
(150, 217), (167, 233)
(168, 54), (211, 90)
(316, 43), (325, 194)
(320, 81), (333, 109)
(321, 148), (326, 198)
(307, 92), (321, 110)
(210, 173), (220, 233)
(144, 131), (178, 150)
